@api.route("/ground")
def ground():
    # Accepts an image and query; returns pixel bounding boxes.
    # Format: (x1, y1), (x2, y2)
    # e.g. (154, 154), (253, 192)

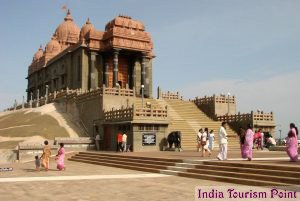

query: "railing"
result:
(104, 105), (168, 122)
(54, 137), (92, 144)
(215, 95), (235, 104)
(6, 86), (136, 111)
(194, 94), (235, 105)
(161, 91), (182, 100)
(104, 107), (134, 121)
(253, 112), (274, 121)
(103, 85), (134, 97)
(217, 113), (252, 122)
(217, 111), (274, 123)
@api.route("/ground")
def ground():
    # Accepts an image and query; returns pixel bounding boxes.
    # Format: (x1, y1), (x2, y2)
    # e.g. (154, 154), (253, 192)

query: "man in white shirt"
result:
(95, 128), (101, 151)
(122, 133), (127, 152)
(217, 122), (228, 160)
(260, 129), (264, 150)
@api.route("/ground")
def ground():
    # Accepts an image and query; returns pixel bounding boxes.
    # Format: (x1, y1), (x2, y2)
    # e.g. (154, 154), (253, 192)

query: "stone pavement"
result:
(0, 157), (229, 201)
(0, 150), (298, 201)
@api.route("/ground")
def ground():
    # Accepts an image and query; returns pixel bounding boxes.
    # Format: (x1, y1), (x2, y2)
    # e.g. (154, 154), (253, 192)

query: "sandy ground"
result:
(0, 104), (84, 146)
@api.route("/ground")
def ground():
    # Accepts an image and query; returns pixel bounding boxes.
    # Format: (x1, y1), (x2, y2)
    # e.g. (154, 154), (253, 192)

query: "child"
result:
(35, 155), (40, 171)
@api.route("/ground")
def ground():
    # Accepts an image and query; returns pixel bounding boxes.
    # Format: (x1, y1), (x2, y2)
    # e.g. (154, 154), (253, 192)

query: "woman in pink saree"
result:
(242, 124), (254, 161)
(55, 143), (66, 170)
(286, 123), (298, 162)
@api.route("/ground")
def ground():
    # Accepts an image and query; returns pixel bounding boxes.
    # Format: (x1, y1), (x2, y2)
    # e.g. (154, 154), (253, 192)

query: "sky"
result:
(0, 0), (299, 137)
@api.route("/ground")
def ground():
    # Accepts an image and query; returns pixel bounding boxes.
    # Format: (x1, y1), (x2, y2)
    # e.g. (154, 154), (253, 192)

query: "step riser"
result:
(203, 162), (300, 172)
(69, 153), (296, 186)
(69, 158), (160, 173)
(177, 172), (286, 186)
(187, 169), (299, 185)
(70, 157), (169, 170)
(73, 155), (177, 166)
(77, 152), (183, 163)
(192, 164), (300, 178)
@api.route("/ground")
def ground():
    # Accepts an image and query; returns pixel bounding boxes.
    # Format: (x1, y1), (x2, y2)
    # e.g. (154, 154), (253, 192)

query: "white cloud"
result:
(180, 70), (300, 138)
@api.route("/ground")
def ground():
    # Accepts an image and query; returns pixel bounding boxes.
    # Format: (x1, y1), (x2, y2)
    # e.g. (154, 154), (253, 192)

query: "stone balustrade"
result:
(104, 104), (168, 122)
(217, 113), (252, 122)
(161, 91), (182, 100)
(194, 94), (236, 105)
(103, 85), (134, 97)
(217, 111), (274, 123)
(54, 137), (93, 145)
(6, 86), (135, 111)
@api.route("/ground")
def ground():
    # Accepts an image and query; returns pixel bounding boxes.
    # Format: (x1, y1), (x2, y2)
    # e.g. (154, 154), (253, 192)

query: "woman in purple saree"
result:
(242, 124), (254, 161)
(286, 123), (298, 162)
(55, 143), (66, 170)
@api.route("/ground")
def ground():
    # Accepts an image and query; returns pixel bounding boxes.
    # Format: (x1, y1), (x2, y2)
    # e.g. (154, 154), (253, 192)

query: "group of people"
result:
(116, 131), (128, 152)
(197, 128), (215, 157)
(201, 121), (299, 162)
(196, 122), (228, 160)
(35, 140), (66, 171)
(237, 123), (298, 162)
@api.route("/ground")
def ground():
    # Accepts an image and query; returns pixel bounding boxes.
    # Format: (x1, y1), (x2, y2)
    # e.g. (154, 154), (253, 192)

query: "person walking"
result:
(197, 129), (203, 152)
(122, 132), (127, 152)
(260, 129), (264, 150)
(242, 124), (254, 161)
(286, 123), (298, 162)
(208, 129), (215, 156)
(116, 131), (123, 152)
(95, 128), (101, 151)
(201, 128), (209, 157)
(217, 122), (228, 160)
(55, 143), (66, 171)
(238, 127), (245, 157)
(40, 140), (51, 171)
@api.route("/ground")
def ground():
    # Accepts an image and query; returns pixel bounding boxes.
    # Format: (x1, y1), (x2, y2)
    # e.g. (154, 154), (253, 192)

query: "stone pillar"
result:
(157, 86), (162, 99)
(36, 89), (40, 107)
(90, 52), (98, 89)
(104, 62), (109, 87)
(113, 49), (119, 88)
(141, 53), (149, 97)
(45, 85), (49, 104)
(141, 54), (146, 87)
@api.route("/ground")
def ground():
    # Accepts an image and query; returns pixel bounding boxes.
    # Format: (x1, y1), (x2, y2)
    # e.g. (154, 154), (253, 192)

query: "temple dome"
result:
(80, 18), (95, 41)
(33, 45), (43, 60)
(55, 9), (80, 44)
(45, 35), (61, 54)
(105, 15), (145, 31)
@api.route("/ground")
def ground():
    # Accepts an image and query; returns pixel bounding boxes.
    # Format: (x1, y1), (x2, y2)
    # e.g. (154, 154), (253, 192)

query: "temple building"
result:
(23, 11), (275, 152)
(27, 10), (154, 101)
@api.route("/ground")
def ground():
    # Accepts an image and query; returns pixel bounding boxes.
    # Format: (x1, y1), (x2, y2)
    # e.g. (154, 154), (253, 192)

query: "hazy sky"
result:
(0, 0), (299, 136)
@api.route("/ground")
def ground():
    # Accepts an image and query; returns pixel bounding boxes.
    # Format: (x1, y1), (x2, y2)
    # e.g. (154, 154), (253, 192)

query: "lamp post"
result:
(227, 92), (231, 115)
(256, 109), (261, 130)
(141, 84), (144, 108)
(279, 129), (282, 142)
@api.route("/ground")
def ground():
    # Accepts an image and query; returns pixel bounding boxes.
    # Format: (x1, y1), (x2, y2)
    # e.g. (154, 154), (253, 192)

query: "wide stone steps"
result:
(69, 152), (299, 186)
(166, 167), (299, 185)
(161, 99), (240, 150)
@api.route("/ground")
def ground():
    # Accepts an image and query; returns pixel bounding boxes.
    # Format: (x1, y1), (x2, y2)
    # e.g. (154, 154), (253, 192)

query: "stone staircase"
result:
(69, 152), (300, 186)
(134, 98), (240, 150)
(157, 99), (239, 150)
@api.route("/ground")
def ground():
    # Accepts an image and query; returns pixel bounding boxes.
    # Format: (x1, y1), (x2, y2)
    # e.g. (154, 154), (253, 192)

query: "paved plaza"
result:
(0, 150), (299, 201)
